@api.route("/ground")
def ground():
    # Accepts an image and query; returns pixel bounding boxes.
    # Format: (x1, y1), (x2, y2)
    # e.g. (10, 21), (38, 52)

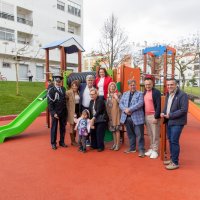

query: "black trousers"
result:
(90, 122), (106, 150)
(51, 116), (66, 145)
(28, 76), (33, 82)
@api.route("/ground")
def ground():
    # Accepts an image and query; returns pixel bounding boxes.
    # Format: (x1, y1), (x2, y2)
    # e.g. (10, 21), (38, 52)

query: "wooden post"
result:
(152, 56), (155, 75)
(143, 54), (147, 76)
(120, 65), (124, 93)
(163, 50), (167, 95)
(160, 96), (167, 160)
(78, 49), (82, 72)
(45, 49), (50, 128)
(171, 53), (175, 78)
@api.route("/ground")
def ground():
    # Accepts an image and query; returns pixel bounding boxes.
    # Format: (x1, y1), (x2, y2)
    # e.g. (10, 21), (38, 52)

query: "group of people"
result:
(47, 68), (189, 170)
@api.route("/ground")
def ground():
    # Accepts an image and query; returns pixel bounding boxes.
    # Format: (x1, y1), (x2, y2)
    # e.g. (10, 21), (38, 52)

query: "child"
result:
(74, 109), (91, 153)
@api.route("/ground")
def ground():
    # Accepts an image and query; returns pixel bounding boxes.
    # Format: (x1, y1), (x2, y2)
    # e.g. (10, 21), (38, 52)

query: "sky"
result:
(83, 0), (200, 53)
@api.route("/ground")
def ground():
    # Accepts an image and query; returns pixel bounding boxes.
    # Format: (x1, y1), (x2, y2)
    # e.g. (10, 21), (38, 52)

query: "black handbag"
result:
(95, 112), (108, 123)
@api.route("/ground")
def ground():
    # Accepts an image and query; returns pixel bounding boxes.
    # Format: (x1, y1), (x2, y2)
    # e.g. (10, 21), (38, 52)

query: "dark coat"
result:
(89, 97), (107, 122)
(144, 88), (161, 119)
(163, 88), (188, 126)
(47, 86), (67, 118)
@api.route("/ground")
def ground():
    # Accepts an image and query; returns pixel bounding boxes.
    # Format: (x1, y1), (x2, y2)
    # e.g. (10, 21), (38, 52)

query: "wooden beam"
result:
(78, 50), (82, 72)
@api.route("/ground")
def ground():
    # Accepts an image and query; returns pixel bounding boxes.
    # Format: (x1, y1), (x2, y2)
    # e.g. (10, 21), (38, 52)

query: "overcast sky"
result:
(83, 0), (200, 53)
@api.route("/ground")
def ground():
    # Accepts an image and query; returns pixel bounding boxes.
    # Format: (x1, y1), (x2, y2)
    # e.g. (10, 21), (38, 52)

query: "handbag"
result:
(95, 112), (108, 123)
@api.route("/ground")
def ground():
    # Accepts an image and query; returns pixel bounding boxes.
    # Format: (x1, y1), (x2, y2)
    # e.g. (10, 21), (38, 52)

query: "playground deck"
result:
(0, 114), (200, 200)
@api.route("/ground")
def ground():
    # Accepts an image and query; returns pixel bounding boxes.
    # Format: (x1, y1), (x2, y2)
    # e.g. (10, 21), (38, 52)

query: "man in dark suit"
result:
(161, 78), (188, 170)
(47, 75), (68, 150)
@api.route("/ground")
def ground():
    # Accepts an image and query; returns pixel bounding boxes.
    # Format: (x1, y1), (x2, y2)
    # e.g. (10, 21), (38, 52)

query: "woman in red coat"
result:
(95, 68), (113, 100)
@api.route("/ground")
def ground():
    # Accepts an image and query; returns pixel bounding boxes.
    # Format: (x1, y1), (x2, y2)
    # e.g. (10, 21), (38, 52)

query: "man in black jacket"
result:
(47, 76), (67, 150)
(144, 77), (161, 159)
(161, 78), (188, 170)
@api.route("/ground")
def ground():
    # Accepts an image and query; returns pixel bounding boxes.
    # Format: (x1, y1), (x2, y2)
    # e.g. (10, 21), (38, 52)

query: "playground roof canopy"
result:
(42, 37), (85, 54)
(142, 45), (176, 57)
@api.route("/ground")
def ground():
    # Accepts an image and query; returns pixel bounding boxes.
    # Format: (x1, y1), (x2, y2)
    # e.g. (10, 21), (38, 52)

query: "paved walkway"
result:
(0, 114), (200, 200)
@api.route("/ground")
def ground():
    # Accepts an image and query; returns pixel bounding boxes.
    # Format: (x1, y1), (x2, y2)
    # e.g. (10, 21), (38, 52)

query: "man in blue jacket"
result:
(119, 79), (145, 157)
(161, 78), (188, 170)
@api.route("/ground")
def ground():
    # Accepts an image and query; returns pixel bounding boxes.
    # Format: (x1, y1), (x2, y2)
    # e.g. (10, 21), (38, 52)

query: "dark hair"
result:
(98, 68), (108, 77)
(167, 78), (178, 84)
(82, 109), (90, 118)
(127, 79), (136, 85)
(144, 77), (153, 81)
(71, 80), (80, 88)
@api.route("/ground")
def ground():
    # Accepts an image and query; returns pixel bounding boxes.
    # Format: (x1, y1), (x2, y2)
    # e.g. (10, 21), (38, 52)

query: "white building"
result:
(0, 0), (83, 81)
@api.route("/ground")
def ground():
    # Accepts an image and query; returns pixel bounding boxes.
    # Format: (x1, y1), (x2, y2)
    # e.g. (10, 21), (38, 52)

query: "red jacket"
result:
(95, 76), (113, 99)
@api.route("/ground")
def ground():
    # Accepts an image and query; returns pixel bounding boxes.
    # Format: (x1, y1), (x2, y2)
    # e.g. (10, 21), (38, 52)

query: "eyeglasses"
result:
(90, 93), (96, 96)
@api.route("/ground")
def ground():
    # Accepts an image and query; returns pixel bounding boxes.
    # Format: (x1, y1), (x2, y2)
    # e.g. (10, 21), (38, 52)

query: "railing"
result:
(17, 17), (33, 26)
(0, 12), (14, 21)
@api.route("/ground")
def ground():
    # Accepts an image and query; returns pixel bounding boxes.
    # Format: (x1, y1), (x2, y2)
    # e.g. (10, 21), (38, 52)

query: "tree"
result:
(174, 35), (199, 90)
(189, 75), (198, 86)
(99, 14), (130, 69)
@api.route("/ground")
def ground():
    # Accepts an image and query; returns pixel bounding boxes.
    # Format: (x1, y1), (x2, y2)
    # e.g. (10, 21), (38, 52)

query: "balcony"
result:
(0, 11), (14, 21)
(17, 6), (33, 26)
(17, 31), (33, 45)
(68, 21), (81, 36)
(17, 17), (33, 26)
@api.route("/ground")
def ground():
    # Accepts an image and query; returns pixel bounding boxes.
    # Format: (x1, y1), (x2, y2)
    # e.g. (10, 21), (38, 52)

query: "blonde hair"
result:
(108, 82), (117, 95)
(90, 88), (98, 94)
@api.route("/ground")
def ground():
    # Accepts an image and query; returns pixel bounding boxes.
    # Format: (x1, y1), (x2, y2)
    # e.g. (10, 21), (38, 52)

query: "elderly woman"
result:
(66, 80), (80, 146)
(106, 82), (122, 151)
(95, 68), (113, 100)
(89, 88), (108, 152)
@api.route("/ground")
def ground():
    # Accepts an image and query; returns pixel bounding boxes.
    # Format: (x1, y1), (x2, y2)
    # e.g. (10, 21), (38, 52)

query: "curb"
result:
(0, 112), (46, 121)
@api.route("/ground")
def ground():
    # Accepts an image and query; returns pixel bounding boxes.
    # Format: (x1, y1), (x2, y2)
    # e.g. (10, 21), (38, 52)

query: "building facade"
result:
(0, 0), (83, 81)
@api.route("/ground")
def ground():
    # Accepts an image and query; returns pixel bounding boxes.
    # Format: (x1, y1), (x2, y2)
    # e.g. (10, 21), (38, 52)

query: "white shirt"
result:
(97, 77), (105, 96)
(75, 94), (80, 104)
(82, 86), (92, 108)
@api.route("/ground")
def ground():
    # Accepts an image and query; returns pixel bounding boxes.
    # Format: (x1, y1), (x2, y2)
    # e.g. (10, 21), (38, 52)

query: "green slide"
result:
(0, 90), (47, 143)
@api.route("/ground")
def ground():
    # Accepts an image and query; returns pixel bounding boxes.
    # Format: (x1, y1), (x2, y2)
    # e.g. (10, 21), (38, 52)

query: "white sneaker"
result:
(150, 151), (158, 159)
(145, 149), (153, 156)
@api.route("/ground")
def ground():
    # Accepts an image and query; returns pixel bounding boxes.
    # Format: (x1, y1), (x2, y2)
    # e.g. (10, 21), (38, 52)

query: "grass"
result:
(0, 82), (199, 116)
(0, 81), (45, 115)
(184, 87), (200, 97)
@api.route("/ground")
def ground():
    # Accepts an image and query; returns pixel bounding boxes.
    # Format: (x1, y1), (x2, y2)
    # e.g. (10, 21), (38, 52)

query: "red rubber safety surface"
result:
(0, 113), (200, 200)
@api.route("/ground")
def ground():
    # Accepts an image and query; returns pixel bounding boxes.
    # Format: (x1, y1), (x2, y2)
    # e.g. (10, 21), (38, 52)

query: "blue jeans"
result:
(125, 116), (145, 153)
(167, 125), (184, 165)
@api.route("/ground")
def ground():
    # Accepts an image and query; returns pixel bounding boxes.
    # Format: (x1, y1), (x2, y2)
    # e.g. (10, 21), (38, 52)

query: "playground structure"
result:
(142, 45), (176, 94)
(1, 39), (200, 161)
(0, 37), (140, 145)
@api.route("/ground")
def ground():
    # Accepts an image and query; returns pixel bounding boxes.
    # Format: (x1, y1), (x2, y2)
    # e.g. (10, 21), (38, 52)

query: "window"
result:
(0, 1), (14, 21)
(0, 27), (15, 42)
(19, 64), (28, 79)
(57, 0), (65, 11)
(68, 25), (74, 34)
(194, 64), (200, 70)
(68, 0), (81, 17)
(57, 21), (65, 31)
(2, 62), (11, 68)
(17, 32), (32, 45)
(68, 21), (81, 35)
(36, 65), (44, 80)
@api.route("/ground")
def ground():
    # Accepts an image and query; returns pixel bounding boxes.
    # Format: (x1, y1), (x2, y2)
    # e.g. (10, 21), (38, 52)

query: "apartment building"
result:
(0, 0), (83, 81)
